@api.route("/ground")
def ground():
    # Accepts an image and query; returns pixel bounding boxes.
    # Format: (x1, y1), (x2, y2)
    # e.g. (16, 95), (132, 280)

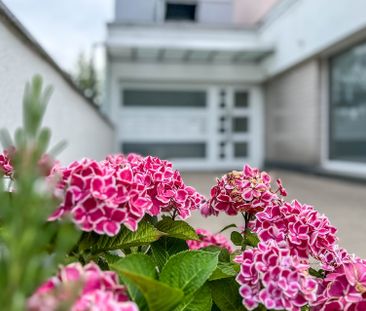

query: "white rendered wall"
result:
(0, 20), (115, 164)
(260, 0), (366, 76)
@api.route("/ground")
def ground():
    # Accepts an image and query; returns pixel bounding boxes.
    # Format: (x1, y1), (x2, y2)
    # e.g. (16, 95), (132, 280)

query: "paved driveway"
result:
(182, 170), (366, 258)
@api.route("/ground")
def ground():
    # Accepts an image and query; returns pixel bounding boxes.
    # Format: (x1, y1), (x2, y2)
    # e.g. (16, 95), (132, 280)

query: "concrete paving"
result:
(182, 170), (366, 258)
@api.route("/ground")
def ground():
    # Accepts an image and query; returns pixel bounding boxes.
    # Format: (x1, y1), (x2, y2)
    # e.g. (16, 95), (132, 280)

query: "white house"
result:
(104, 0), (366, 177)
(0, 1), (114, 164)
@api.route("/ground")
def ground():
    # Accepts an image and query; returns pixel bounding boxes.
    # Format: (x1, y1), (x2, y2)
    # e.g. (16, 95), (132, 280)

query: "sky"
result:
(3, 0), (114, 73)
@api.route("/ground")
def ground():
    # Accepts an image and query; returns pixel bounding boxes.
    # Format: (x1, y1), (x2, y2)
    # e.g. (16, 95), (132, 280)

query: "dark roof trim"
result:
(0, 1), (114, 129)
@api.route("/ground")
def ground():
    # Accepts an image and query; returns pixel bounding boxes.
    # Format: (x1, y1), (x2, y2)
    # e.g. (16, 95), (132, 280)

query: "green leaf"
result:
(201, 246), (231, 262)
(219, 224), (237, 233)
(151, 237), (189, 270)
(308, 267), (325, 279)
(243, 230), (259, 248)
(173, 283), (212, 311)
(231, 231), (243, 246)
(117, 269), (184, 311)
(37, 128), (51, 154)
(79, 220), (164, 254)
(208, 278), (246, 311)
(110, 254), (157, 309)
(156, 217), (199, 241)
(209, 262), (239, 281)
(160, 250), (219, 297)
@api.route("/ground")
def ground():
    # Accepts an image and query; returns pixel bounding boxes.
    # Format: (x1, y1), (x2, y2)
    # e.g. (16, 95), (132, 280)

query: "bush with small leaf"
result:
(1, 76), (366, 311)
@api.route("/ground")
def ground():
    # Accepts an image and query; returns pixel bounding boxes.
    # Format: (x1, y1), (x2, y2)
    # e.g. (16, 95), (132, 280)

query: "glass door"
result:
(215, 88), (252, 168)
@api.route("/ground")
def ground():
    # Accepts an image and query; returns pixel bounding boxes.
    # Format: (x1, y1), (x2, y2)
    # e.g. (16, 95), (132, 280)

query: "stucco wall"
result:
(233, 0), (279, 26)
(265, 59), (321, 166)
(260, 0), (366, 76)
(0, 18), (114, 164)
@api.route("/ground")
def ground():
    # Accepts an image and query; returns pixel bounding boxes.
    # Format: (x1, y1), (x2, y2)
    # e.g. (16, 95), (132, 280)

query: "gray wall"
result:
(264, 60), (321, 167)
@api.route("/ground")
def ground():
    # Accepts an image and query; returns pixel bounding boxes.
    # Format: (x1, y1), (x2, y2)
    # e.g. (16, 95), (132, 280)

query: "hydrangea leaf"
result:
(208, 278), (246, 311)
(173, 283), (212, 311)
(110, 254), (157, 309)
(243, 229), (260, 248)
(115, 269), (184, 311)
(231, 231), (244, 246)
(201, 246), (231, 262)
(156, 217), (199, 241)
(160, 250), (219, 297)
(151, 237), (189, 270)
(209, 262), (240, 281)
(79, 220), (165, 253)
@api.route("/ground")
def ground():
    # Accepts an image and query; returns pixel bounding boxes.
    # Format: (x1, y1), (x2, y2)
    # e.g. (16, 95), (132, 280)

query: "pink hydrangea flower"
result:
(318, 246), (351, 272)
(49, 154), (206, 235)
(251, 200), (337, 260)
(131, 156), (206, 220)
(202, 165), (286, 217)
(235, 240), (318, 311)
(49, 157), (152, 235)
(0, 147), (15, 176)
(312, 257), (366, 311)
(187, 228), (234, 252)
(27, 262), (138, 311)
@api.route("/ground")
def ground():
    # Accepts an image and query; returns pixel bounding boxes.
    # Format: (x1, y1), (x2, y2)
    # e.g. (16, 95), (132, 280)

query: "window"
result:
(235, 91), (249, 108)
(122, 89), (206, 107)
(122, 143), (206, 159)
(329, 42), (366, 163)
(165, 3), (197, 22)
(232, 117), (249, 133)
(234, 142), (248, 158)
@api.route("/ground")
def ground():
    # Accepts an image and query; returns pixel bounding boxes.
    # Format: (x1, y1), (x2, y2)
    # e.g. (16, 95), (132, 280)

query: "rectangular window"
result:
(123, 89), (206, 107)
(234, 91), (249, 108)
(122, 142), (206, 159)
(329, 41), (366, 163)
(165, 3), (197, 22)
(234, 142), (248, 158)
(232, 117), (249, 133)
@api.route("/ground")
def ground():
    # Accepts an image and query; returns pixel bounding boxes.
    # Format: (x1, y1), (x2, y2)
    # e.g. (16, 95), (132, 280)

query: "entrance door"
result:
(118, 84), (263, 170)
(212, 87), (263, 170)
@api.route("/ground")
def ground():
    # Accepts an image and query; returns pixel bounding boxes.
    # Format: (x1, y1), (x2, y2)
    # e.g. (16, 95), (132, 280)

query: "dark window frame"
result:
(164, 2), (197, 22)
(328, 40), (366, 163)
(122, 89), (207, 108)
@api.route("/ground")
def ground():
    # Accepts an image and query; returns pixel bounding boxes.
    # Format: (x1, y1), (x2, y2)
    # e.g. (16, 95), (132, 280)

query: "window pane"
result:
(234, 142), (248, 158)
(122, 142), (206, 159)
(165, 3), (196, 21)
(123, 90), (206, 107)
(235, 91), (249, 108)
(232, 117), (248, 133)
(329, 42), (366, 163)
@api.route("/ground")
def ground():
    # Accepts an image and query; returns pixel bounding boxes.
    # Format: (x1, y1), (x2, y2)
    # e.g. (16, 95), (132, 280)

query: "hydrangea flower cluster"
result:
(312, 257), (366, 311)
(50, 154), (206, 236)
(129, 155), (206, 220)
(27, 262), (138, 311)
(0, 147), (14, 176)
(235, 240), (318, 311)
(186, 228), (234, 252)
(251, 200), (338, 260)
(202, 164), (286, 217)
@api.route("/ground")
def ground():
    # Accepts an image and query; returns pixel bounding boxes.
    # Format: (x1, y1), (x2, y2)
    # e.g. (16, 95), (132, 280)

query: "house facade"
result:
(105, 0), (366, 177)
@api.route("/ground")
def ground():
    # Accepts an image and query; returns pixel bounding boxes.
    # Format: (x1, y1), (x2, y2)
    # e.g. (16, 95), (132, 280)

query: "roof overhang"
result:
(106, 23), (274, 64)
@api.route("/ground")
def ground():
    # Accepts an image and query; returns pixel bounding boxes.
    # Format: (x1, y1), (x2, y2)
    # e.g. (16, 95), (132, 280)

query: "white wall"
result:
(0, 18), (115, 164)
(233, 0), (279, 26)
(260, 0), (366, 76)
